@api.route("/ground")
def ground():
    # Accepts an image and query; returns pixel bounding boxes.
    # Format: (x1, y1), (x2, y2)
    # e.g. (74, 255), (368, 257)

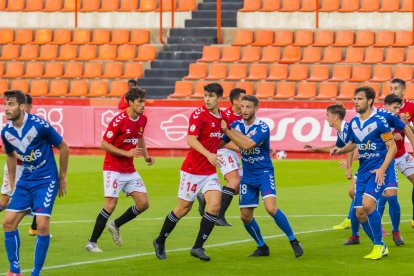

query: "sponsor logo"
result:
(123, 138), (139, 145)
(101, 110), (117, 128)
(240, 147), (260, 155)
(21, 149), (42, 162)
(210, 132), (223, 138)
(356, 140), (377, 151)
(242, 155), (265, 164)
(160, 114), (189, 142)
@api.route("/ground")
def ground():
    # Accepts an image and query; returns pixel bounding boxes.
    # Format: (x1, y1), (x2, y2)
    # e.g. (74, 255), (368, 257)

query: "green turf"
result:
(1, 156), (414, 275)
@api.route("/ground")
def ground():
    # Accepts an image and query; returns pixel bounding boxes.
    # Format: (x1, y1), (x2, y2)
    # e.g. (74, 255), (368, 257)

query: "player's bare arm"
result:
(188, 135), (222, 167)
(371, 138), (397, 185)
(5, 151), (17, 193)
(304, 144), (335, 153)
(330, 141), (356, 155)
(221, 120), (256, 150)
(138, 135), (154, 165)
(403, 125), (414, 149)
(224, 141), (240, 152)
(56, 140), (69, 197)
(101, 139), (143, 158)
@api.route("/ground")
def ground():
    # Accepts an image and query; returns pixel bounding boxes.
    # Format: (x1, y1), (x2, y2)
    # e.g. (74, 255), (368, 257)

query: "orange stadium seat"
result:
(260, 47), (280, 63)
(177, 0), (196, 11)
(354, 31), (374, 47)
(394, 31), (412, 46)
(72, 29), (91, 44)
(295, 82), (317, 99)
(400, 0), (413, 11)
(360, 0), (379, 11)
(379, 0), (399, 11)
(129, 29), (150, 45)
(314, 30), (334, 46)
(371, 65), (392, 82)
(320, 0), (340, 11)
(19, 45), (38, 60)
(268, 64), (288, 81)
(0, 0), (6, 9)
(30, 80), (49, 96)
(374, 31), (395, 47)
(14, 29), (33, 44)
(321, 47), (343, 64)
(192, 81), (209, 98)
(246, 64), (268, 80)
(44, 0), (63, 11)
(103, 62), (123, 78)
(77, 45), (97, 60)
(33, 29), (53, 44)
(26, 0), (44, 11)
(394, 66), (413, 81)
(80, 0), (100, 12)
(101, 0), (119, 11)
(44, 62), (63, 78)
(361, 83), (380, 95)
(184, 63), (207, 80)
(252, 30), (274, 46)
(156, 0), (177, 11)
(240, 0), (261, 12)
(110, 29), (130, 44)
(57, 44), (78, 60)
(49, 80), (68, 96)
(293, 30), (314, 46)
(205, 63), (227, 80)
(63, 0), (81, 11)
(260, 0), (280, 11)
(63, 62), (83, 78)
(363, 48), (384, 64)
(333, 31), (354, 46)
(83, 62), (102, 78)
(0, 45), (19, 60)
(123, 62), (142, 78)
(300, 47), (322, 63)
(118, 0), (139, 11)
(330, 65), (351, 82)
(405, 83), (414, 100)
(220, 46), (241, 62)
(109, 80), (128, 96)
(38, 44), (58, 60)
(6, 0), (25, 11)
(280, 0), (300, 11)
(232, 30), (254, 46)
(344, 47), (364, 63)
(0, 62), (3, 76)
(68, 80), (88, 96)
(380, 83), (391, 99)
(25, 62), (44, 78)
(308, 65), (329, 82)
(337, 83), (358, 99)
(170, 81), (193, 98)
(11, 80), (29, 93)
(136, 45), (156, 61)
(198, 46), (220, 62)
(301, 0), (317, 11)
(91, 30), (111, 45)
(288, 64), (308, 81)
(0, 80), (9, 95)
(219, 82), (235, 98)
(226, 64), (247, 81)
(240, 47), (261, 63)
(273, 30), (293, 46)
(316, 82), (338, 99)
(98, 44), (117, 60)
(350, 65), (371, 82)
(383, 48), (404, 64)
(256, 82), (276, 98)
(52, 29), (72, 45)
(274, 82), (296, 99)
(234, 81), (254, 95)
(138, 0), (157, 11)
(116, 44), (137, 61)
(339, 0), (359, 12)
(0, 29), (14, 44)
(89, 80), (108, 97)
(279, 47), (301, 64)
(405, 48), (414, 64)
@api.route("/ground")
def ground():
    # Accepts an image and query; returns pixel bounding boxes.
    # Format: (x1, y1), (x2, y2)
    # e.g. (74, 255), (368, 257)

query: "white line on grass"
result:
(1, 220), (409, 275)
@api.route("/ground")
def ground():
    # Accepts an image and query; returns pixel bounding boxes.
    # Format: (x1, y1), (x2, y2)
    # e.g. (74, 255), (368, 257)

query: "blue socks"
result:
(367, 210), (383, 245)
(350, 207), (360, 236)
(347, 200), (354, 219)
(32, 234), (51, 276)
(273, 209), (295, 241)
(377, 196), (387, 217)
(244, 218), (265, 247)
(387, 195), (401, 232)
(361, 221), (374, 242)
(5, 229), (21, 274)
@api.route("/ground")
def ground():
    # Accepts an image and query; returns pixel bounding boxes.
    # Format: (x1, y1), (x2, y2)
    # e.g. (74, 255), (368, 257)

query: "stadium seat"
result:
(279, 47), (301, 64)
(129, 29), (150, 45)
(240, 0), (261, 12)
(240, 47), (261, 63)
(64, 62), (83, 78)
(26, 0), (43, 11)
(374, 31), (395, 47)
(44, 0), (63, 11)
(0, 45), (19, 60)
(0, 62), (3, 76)
(337, 83), (358, 99)
(321, 47), (343, 64)
(293, 30), (314, 46)
(360, 0), (379, 11)
(288, 64), (308, 81)
(314, 30), (335, 46)
(295, 82), (317, 99)
(405, 48), (414, 64)
(320, 0), (340, 11)
(38, 44), (58, 60)
(273, 30), (294, 46)
(33, 29), (52, 44)
(91, 30), (111, 45)
(370, 65), (392, 82)
(350, 65), (371, 82)
(300, 47), (322, 63)
(62, 0), (81, 11)
(354, 31), (374, 47)
(274, 82), (296, 99)
(176, 0), (196, 11)
(77, 45), (97, 60)
(344, 47), (364, 63)
(0, 80), (9, 95)
(232, 30), (254, 46)
(98, 45), (117, 60)
(49, 80), (68, 96)
(123, 62), (142, 79)
(317, 82), (338, 99)
(109, 80), (128, 96)
(170, 81), (193, 98)
(80, 0), (100, 12)
(300, 0), (317, 11)
(18, 45), (38, 60)
(30, 80), (49, 96)
(0, 29), (14, 44)
(234, 81), (254, 95)
(69, 80), (88, 96)
(58, 44), (79, 61)
(136, 45), (156, 61)
(280, 0), (300, 11)
(339, 0), (359, 12)
(226, 64), (248, 80)
(260, 47), (281, 63)
(103, 62), (123, 78)
(198, 46), (221, 62)
(0, 0), (6, 10)
(101, 0), (119, 11)
(400, 0), (413, 11)
(4, 62), (24, 78)
(205, 63), (227, 80)
(192, 81), (209, 98)
(246, 64), (268, 80)
(268, 64), (288, 81)
(83, 62), (102, 78)
(110, 29), (130, 44)
(379, 0), (399, 11)
(72, 29), (91, 44)
(118, 0), (139, 11)
(395, 31), (412, 46)
(52, 29), (72, 45)
(383, 48), (404, 64)
(380, 83), (391, 99)
(138, 0), (157, 11)
(6, 0), (25, 11)
(11, 80), (29, 93)
(394, 66), (413, 81)
(156, 0), (177, 11)
(184, 63), (207, 80)
(219, 82), (235, 98)
(405, 83), (414, 100)
(44, 62), (63, 78)
(14, 29), (33, 44)
(256, 82), (276, 98)
(116, 44), (137, 61)
(25, 62), (44, 78)
(360, 83), (380, 95)
(252, 30), (274, 46)
(89, 80), (108, 97)
(363, 48), (384, 64)
(220, 46), (241, 62)
(333, 31), (354, 46)
(330, 65), (351, 81)
(260, 0), (280, 11)
(308, 65), (329, 82)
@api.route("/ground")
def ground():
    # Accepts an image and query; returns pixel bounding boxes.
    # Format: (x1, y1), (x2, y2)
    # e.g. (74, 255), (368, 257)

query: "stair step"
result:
(137, 77), (178, 87)
(191, 10), (237, 19)
(170, 27), (218, 37)
(185, 19), (236, 28)
(150, 60), (193, 69)
(163, 44), (205, 52)
(144, 69), (188, 78)
(167, 36), (217, 45)
(158, 51), (202, 60)
(139, 86), (175, 99)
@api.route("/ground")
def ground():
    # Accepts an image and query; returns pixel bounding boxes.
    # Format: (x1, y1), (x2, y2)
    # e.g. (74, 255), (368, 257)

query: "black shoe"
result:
(248, 244), (270, 257)
(215, 217), (232, 226)
(190, 247), (210, 261)
(153, 239), (167, 260)
(196, 193), (206, 217)
(290, 239), (304, 258)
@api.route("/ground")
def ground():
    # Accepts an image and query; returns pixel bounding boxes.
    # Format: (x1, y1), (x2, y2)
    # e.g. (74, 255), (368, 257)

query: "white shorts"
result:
(395, 152), (414, 177)
(178, 170), (222, 202)
(1, 164), (23, 196)
(217, 148), (242, 176)
(103, 171), (147, 198)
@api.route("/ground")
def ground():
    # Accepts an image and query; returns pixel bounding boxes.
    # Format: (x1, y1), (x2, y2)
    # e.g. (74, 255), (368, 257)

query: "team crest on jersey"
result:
(190, 124), (196, 132)
(106, 131), (113, 138)
(211, 122), (215, 127)
(138, 127), (143, 135)
(126, 129), (131, 134)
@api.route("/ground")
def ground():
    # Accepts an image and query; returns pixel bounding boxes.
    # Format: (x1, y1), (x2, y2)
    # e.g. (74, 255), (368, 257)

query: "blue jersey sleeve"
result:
(250, 123), (270, 145)
(42, 124), (63, 147)
(346, 121), (356, 144)
(388, 113), (406, 132)
(1, 131), (14, 154)
(336, 137), (345, 148)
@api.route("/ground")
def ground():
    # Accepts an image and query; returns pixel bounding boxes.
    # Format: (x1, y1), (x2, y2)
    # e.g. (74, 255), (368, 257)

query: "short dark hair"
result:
(384, 93), (403, 106)
(128, 79), (137, 85)
(391, 78), (406, 90)
(204, 83), (223, 98)
(229, 88), (246, 104)
(355, 86), (376, 106)
(125, 87), (146, 105)
(326, 104), (346, 120)
(4, 90), (27, 105)
(242, 95), (259, 107)
(25, 93), (32, 105)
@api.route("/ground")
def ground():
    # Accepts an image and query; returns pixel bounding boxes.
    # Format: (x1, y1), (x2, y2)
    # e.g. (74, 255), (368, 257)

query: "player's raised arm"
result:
(138, 135), (154, 165)
(304, 144), (335, 153)
(56, 140), (69, 197)
(101, 139), (142, 158)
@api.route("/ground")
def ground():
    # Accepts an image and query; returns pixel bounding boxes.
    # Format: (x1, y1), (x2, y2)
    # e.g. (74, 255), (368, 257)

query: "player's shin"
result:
(387, 196), (401, 232)
(367, 210), (384, 245)
(193, 212), (218, 249)
(273, 209), (295, 241)
(218, 186), (235, 219)
(156, 211), (180, 244)
(243, 218), (265, 247)
(89, 209), (111, 243)
(32, 234), (50, 276)
(350, 208), (360, 237)
(5, 229), (21, 274)
(377, 196), (387, 217)
(114, 206), (140, 228)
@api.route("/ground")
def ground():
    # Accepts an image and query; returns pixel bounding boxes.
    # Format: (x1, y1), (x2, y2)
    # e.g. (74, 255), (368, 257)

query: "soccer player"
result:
(1, 90), (69, 276)
(331, 87), (397, 260)
(153, 83), (227, 261)
(390, 78), (414, 228)
(197, 88), (246, 226)
(221, 95), (303, 258)
(86, 87), (154, 252)
(118, 79), (137, 110)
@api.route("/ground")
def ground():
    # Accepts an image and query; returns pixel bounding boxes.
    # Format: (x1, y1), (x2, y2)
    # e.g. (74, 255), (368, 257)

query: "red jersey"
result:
(102, 111), (147, 173)
(395, 100), (414, 158)
(224, 106), (242, 124)
(181, 106), (228, 175)
(118, 94), (128, 110)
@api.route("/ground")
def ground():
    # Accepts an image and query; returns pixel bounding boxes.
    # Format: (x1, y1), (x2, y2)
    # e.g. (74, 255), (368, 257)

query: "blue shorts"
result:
(354, 172), (387, 208)
(385, 162), (398, 190)
(7, 179), (59, 217)
(239, 171), (276, 208)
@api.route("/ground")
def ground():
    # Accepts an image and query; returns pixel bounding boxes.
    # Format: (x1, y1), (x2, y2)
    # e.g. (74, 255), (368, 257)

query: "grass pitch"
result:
(1, 156), (414, 275)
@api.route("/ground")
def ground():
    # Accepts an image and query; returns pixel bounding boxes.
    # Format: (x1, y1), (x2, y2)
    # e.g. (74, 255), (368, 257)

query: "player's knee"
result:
(206, 203), (220, 216)
(240, 213), (253, 224)
(355, 209), (366, 221)
(2, 219), (14, 231)
(36, 222), (49, 235)
(136, 201), (149, 212)
(265, 206), (277, 216)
